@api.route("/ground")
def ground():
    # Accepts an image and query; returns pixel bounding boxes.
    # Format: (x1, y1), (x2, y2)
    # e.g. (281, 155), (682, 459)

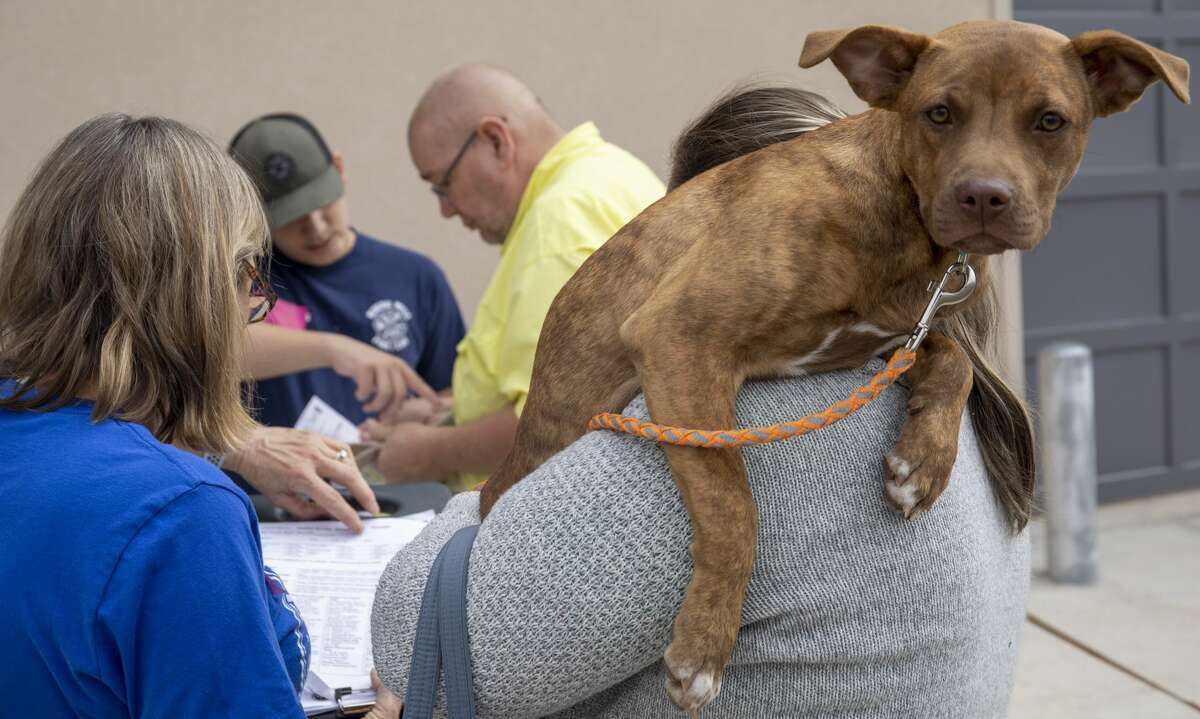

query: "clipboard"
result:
(303, 671), (376, 717)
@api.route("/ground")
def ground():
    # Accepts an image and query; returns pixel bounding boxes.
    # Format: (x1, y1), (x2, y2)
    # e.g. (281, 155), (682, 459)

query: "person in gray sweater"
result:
(371, 86), (1033, 718)
(372, 358), (1029, 718)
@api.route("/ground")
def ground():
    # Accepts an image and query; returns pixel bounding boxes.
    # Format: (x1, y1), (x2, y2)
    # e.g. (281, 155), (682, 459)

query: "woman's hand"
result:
(325, 334), (441, 420)
(363, 669), (403, 719)
(224, 426), (379, 532)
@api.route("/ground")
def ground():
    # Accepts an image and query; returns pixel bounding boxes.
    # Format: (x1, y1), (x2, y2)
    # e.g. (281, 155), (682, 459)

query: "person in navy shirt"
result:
(0, 114), (316, 717)
(230, 113), (465, 429)
(253, 230), (463, 427)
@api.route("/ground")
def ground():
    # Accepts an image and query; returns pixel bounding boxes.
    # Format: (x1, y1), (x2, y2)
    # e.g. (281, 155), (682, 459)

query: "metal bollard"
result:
(1038, 342), (1099, 584)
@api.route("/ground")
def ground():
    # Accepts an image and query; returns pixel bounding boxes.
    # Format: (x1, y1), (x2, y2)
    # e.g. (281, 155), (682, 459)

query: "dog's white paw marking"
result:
(884, 454), (925, 519)
(886, 455), (912, 481)
(665, 658), (721, 714)
(885, 479), (921, 515)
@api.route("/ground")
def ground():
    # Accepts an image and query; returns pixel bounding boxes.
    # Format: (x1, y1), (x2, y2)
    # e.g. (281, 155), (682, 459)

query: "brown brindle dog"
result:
(480, 20), (1189, 714)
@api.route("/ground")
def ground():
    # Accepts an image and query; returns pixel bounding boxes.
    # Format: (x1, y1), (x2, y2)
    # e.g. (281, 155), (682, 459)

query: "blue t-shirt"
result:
(0, 386), (308, 718)
(254, 231), (465, 427)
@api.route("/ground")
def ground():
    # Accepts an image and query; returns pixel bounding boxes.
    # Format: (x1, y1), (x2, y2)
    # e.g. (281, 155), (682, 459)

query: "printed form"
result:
(260, 512), (434, 691)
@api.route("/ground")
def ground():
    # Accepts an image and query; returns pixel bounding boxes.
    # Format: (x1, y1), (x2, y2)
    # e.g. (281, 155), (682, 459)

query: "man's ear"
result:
(478, 116), (515, 167)
(332, 150), (347, 181)
(1071, 30), (1190, 116)
(800, 25), (931, 109)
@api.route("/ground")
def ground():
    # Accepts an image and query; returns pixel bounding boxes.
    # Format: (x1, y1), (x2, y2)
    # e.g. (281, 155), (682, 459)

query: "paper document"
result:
(295, 395), (362, 444)
(260, 511), (435, 692)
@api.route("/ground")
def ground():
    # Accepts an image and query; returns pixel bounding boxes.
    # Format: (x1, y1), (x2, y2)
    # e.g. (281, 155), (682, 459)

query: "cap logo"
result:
(264, 152), (297, 183)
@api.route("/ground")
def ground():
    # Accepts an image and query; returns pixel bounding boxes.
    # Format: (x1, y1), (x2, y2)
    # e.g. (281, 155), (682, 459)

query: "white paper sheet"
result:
(261, 512), (435, 691)
(294, 395), (362, 444)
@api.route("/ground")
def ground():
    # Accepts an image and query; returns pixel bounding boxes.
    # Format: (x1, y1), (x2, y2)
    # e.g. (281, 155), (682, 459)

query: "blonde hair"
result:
(0, 114), (270, 452)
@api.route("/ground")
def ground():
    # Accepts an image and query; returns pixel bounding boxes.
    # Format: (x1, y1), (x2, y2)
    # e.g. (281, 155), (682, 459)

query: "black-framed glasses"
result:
(430, 130), (478, 199)
(244, 259), (277, 324)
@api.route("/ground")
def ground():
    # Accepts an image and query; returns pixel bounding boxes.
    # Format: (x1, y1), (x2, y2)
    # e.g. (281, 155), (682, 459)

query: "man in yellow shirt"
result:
(363, 64), (664, 490)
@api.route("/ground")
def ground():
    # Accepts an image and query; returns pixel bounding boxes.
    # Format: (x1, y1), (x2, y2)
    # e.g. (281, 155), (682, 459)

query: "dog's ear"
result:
(799, 25), (931, 109)
(1071, 30), (1190, 116)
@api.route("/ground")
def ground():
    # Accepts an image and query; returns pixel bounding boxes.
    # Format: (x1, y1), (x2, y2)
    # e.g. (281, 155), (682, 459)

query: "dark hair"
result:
(669, 85), (1035, 531)
(669, 85), (846, 190)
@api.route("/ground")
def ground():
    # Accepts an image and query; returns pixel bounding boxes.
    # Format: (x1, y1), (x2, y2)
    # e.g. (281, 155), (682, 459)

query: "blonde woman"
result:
(0, 114), (394, 717)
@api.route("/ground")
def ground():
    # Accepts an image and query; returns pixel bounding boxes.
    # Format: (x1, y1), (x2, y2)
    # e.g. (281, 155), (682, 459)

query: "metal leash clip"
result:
(904, 251), (977, 352)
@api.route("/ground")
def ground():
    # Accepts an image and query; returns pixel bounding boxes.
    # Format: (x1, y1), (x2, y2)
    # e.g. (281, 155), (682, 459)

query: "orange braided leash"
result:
(587, 347), (917, 448)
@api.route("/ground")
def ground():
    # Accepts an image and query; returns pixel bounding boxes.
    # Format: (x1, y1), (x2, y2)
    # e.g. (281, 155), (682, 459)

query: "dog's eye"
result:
(927, 105), (952, 125)
(1037, 112), (1065, 132)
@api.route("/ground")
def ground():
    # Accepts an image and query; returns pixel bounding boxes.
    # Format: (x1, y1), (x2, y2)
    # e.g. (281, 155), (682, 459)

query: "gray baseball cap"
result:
(229, 113), (344, 229)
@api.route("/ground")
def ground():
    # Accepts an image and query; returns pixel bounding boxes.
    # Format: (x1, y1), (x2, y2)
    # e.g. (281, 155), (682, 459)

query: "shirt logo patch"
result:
(366, 299), (413, 352)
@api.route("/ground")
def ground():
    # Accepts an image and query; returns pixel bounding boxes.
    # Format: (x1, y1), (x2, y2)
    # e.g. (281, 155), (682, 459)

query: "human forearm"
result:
(245, 323), (337, 380)
(245, 324), (438, 417)
(426, 406), (517, 476)
(369, 405), (518, 482)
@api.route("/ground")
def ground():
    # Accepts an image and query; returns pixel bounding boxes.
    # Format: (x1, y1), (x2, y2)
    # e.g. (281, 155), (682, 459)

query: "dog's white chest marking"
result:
(778, 322), (907, 376)
(778, 326), (845, 377)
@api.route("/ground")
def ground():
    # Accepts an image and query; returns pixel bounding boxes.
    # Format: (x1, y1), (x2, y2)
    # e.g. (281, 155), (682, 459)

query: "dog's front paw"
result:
(883, 434), (956, 520)
(664, 637), (725, 717)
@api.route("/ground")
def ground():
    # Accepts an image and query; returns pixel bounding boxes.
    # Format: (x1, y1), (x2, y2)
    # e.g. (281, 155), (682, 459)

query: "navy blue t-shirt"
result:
(254, 231), (464, 427)
(0, 384), (308, 717)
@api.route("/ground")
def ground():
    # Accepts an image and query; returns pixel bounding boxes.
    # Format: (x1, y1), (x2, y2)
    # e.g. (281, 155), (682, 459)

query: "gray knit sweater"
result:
(372, 360), (1030, 718)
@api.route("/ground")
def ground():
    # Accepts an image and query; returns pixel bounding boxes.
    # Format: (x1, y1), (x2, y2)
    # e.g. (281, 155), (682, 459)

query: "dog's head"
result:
(800, 20), (1189, 253)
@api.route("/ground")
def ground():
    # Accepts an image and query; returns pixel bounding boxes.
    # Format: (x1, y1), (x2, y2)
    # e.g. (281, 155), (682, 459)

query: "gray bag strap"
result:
(403, 525), (480, 719)
(401, 541), (446, 717)
(437, 526), (479, 717)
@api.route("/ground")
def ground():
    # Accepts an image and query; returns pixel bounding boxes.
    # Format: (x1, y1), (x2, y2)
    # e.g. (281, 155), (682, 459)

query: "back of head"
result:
(0, 113), (269, 452)
(668, 85), (847, 190)
(410, 63), (550, 140)
(407, 63), (564, 187)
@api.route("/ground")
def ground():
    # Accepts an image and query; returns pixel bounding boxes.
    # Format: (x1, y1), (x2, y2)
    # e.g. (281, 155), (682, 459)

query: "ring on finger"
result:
(334, 448), (350, 462)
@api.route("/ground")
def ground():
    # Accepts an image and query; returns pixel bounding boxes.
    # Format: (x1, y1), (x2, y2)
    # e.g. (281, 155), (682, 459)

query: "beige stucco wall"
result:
(0, 0), (1021, 380)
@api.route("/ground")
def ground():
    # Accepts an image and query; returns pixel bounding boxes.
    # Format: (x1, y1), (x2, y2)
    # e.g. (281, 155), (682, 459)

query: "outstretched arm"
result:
(360, 404), (518, 483)
(246, 323), (439, 415)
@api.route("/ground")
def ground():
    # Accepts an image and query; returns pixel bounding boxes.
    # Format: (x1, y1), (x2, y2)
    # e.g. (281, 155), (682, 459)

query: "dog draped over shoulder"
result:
(480, 20), (1190, 715)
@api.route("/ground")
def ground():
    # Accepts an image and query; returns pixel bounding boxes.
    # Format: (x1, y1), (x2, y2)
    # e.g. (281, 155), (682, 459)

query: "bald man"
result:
(362, 65), (665, 490)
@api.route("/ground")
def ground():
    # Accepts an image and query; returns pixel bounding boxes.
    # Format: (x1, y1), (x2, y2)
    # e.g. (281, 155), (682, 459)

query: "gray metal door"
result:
(1016, 0), (1199, 502)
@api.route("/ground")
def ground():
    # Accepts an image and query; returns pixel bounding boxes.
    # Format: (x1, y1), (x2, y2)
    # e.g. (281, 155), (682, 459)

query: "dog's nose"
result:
(956, 179), (1013, 221)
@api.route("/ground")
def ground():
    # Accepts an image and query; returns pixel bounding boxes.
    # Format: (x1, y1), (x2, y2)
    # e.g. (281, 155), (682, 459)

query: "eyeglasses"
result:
(243, 259), (277, 324)
(430, 130), (478, 199)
